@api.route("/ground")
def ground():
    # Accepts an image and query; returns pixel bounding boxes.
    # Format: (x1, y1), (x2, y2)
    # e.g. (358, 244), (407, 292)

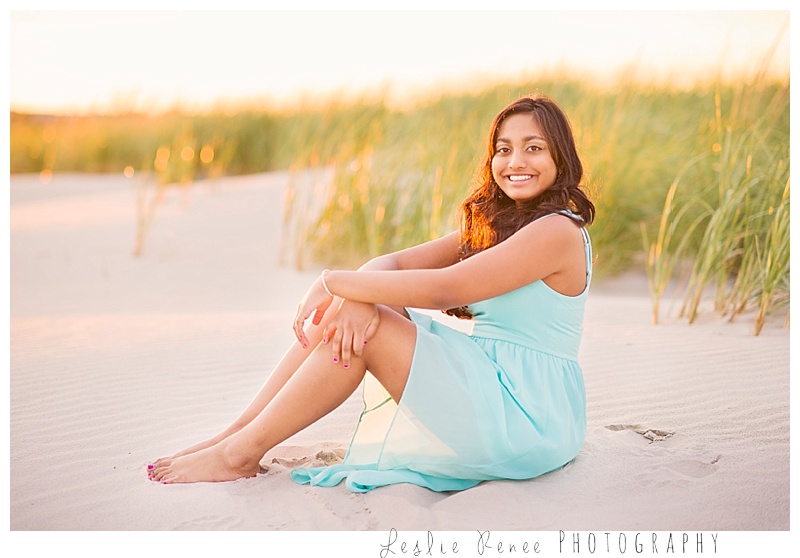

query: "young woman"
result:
(148, 95), (595, 492)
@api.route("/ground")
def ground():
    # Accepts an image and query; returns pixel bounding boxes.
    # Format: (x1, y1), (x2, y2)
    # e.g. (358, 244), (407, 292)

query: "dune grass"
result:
(10, 72), (789, 332)
(642, 77), (789, 333)
(275, 76), (789, 336)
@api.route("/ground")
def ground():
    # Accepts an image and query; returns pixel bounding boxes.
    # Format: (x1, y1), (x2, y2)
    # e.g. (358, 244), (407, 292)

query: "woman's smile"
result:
(506, 174), (534, 182)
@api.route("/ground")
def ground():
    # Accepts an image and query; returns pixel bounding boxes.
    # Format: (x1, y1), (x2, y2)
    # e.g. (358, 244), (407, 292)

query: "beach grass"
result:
(644, 76), (789, 333)
(10, 71), (789, 331)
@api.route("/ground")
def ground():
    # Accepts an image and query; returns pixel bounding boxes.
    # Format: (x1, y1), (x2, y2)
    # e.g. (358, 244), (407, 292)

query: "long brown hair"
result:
(445, 96), (595, 318)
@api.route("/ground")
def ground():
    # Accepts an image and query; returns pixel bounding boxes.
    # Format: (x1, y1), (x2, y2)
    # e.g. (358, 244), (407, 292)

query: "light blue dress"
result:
(291, 213), (591, 492)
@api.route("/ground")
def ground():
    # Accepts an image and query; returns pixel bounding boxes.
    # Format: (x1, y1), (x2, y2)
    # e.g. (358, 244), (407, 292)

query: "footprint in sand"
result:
(271, 448), (347, 468)
(605, 424), (722, 486)
(666, 456), (721, 478)
(632, 455), (722, 488)
(605, 423), (675, 443)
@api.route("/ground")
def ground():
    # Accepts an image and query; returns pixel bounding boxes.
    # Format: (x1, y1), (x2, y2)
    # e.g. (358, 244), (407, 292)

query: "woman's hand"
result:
(323, 300), (380, 368)
(293, 273), (335, 349)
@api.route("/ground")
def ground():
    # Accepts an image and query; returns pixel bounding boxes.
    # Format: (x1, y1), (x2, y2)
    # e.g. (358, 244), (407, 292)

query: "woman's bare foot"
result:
(148, 440), (262, 484)
(148, 434), (228, 471)
(147, 420), (252, 472)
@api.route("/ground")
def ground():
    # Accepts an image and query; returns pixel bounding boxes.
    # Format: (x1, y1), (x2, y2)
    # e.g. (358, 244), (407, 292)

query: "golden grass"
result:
(10, 71), (789, 333)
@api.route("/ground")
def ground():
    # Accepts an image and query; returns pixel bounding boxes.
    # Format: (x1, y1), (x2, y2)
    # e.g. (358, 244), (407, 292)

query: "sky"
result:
(8, 8), (792, 114)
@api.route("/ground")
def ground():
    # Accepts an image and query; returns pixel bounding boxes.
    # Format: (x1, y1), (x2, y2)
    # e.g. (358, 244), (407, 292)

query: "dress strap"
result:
(555, 209), (582, 222)
(553, 210), (592, 281)
(579, 225), (593, 281)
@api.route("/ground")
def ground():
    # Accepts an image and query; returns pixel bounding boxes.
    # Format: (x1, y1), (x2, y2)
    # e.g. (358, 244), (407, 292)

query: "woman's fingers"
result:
(364, 315), (380, 347)
(351, 317), (378, 359)
(320, 302), (380, 368)
(340, 329), (353, 369)
(293, 296), (334, 349)
(293, 305), (311, 348)
(352, 328), (365, 358)
(292, 276), (335, 348)
(331, 327), (344, 365)
(311, 297), (334, 326)
(312, 308), (326, 326)
(329, 321), (357, 368)
(321, 325), (335, 345)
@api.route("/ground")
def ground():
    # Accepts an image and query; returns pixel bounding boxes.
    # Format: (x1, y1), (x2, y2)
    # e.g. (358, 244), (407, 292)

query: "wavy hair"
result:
(445, 96), (595, 318)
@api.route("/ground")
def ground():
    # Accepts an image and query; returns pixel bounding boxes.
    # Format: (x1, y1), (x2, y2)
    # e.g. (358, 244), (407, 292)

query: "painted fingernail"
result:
(163, 481), (168, 485)
(333, 357), (338, 363)
(343, 364), (349, 369)
(364, 340), (368, 344)
(147, 464), (154, 470)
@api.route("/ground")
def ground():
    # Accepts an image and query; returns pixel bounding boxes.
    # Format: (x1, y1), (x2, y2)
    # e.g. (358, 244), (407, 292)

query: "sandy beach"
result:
(8, 171), (791, 551)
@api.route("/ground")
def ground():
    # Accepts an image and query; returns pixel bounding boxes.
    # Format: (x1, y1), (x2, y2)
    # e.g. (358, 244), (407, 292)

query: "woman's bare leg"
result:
(150, 298), (344, 467)
(149, 307), (416, 484)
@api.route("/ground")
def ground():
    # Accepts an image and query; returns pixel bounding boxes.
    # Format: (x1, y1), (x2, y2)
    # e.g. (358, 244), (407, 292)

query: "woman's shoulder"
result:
(518, 211), (585, 239)
(486, 214), (584, 270)
(503, 212), (586, 262)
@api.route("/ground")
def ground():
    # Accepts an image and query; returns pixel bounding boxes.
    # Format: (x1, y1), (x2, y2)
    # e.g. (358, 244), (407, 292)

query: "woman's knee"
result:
(362, 306), (416, 400)
(371, 305), (415, 337)
(377, 304), (410, 319)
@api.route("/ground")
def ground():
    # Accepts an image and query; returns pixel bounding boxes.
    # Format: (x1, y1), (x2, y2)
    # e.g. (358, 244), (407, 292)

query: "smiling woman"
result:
(446, 97), (594, 293)
(147, 95), (597, 491)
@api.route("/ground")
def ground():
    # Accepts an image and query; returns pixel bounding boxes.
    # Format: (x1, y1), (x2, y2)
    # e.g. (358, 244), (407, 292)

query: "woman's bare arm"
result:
(324, 216), (583, 310)
(312, 230), (462, 357)
(356, 231), (461, 273)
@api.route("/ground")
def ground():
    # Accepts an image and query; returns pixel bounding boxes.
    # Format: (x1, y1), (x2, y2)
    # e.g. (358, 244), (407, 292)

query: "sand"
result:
(8, 171), (791, 552)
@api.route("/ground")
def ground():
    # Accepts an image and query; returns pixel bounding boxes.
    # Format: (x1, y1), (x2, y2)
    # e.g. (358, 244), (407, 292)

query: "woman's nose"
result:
(508, 150), (526, 169)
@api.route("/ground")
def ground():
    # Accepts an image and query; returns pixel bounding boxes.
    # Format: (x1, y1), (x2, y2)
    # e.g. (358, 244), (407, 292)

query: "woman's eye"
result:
(527, 145), (542, 151)
(495, 147), (510, 154)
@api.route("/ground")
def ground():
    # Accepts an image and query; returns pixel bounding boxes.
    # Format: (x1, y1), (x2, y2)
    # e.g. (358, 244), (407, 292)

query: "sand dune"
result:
(9, 172), (790, 550)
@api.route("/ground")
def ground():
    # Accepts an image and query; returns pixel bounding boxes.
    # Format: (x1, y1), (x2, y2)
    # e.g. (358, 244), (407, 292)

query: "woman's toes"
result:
(150, 464), (168, 481)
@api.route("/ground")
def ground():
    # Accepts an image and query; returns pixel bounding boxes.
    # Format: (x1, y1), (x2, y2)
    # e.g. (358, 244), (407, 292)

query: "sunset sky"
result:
(9, 8), (791, 114)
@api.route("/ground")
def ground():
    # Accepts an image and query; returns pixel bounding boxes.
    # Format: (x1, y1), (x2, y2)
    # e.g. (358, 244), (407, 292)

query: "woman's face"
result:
(491, 113), (558, 205)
